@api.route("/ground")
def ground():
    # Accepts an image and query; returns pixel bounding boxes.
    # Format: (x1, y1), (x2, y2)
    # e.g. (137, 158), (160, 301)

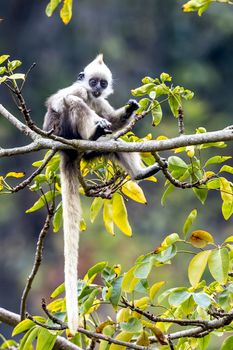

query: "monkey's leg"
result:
(115, 152), (162, 180)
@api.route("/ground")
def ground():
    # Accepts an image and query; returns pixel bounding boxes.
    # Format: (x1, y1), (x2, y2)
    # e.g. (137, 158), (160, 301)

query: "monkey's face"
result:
(89, 77), (108, 98)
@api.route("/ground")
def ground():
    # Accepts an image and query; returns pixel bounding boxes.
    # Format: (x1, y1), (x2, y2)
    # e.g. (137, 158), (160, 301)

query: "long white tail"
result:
(60, 152), (81, 335)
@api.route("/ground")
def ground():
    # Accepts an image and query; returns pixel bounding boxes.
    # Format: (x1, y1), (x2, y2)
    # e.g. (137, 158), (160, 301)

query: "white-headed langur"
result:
(43, 54), (163, 334)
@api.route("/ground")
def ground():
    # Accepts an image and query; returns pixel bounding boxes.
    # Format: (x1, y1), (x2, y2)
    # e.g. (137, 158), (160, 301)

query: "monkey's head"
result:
(78, 54), (113, 99)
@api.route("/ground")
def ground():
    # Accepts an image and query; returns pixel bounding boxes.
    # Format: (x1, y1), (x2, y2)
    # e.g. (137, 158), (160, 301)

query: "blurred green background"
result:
(0, 0), (233, 346)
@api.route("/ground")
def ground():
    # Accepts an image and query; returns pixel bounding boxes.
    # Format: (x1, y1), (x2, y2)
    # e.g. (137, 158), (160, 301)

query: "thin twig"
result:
(26, 313), (148, 350)
(178, 106), (185, 135)
(10, 150), (56, 193)
(20, 203), (55, 320)
(121, 297), (207, 327)
(153, 152), (215, 189)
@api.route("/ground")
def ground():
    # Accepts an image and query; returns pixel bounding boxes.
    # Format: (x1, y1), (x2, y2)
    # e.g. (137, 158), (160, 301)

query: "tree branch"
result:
(20, 203), (55, 320)
(10, 150), (56, 192)
(0, 307), (81, 350)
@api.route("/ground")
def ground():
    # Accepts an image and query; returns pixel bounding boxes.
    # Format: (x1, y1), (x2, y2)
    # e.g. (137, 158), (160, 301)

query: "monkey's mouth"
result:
(93, 91), (101, 98)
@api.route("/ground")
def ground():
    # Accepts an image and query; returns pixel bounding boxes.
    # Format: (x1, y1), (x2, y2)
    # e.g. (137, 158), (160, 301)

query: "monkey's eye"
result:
(100, 80), (108, 89)
(89, 79), (98, 87)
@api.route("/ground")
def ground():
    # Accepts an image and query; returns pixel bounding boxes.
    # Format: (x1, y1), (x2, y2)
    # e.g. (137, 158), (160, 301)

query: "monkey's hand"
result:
(92, 119), (112, 140)
(126, 99), (139, 113)
(123, 99), (140, 119)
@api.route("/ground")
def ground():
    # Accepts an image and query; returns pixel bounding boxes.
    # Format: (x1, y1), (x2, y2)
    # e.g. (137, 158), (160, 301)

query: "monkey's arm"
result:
(94, 99), (139, 131)
(46, 83), (88, 113)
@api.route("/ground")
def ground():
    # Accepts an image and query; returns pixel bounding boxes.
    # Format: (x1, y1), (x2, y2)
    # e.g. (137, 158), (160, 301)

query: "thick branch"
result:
(0, 308), (81, 350)
(1, 104), (233, 156)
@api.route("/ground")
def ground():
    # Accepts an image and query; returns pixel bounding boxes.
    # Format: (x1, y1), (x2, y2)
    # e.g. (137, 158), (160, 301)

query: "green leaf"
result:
(204, 156), (232, 167)
(80, 288), (99, 315)
(131, 83), (155, 96)
(120, 317), (143, 333)
(20, 327), (38, 350)
(112, 193), (132, 236)
(156, 233), (180, 252)
(198, 334), (210, 350)
(36, 328), (57, 350)
(192, 187), (208, 204)
(12, 319), (35, 336)
(168, 289), (190, 306)
(161, 184), (175, 206)
(103, 199), (115, 235)
(183, 209), (197, 238)
(26, 191), (59, 213)
(188, 250), (211, 287)
(60, 0), (73, 24)
(8, 60), (22, 71)
(206, 178), (220, 190)
(160, 72), (172, 83)
(0, 55), (10, 65)
(50, 282), (65, 298)
(8, 73), (25, 80)
(90, 197), (103, 223)
(1, 340), (18, 349)
(109, 276), (123, 309)
(208, 248), (229, 284)
(53, 202), (62, 232)
(221, 336), (233, 350)
(0, 66), (7, 74)
(84, 261), (108, 283)
(219, 165), (233, 175)
(168, 94), (180, 117)
(193, 292), (212, 308)
(151, 101), (162, 126)
(168, 156), (188, 173)
(134, 261), (153, 279)
(46, 0), (62, 17)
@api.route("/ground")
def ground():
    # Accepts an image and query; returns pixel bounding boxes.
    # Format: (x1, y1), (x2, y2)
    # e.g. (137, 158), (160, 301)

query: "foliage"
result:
(6, 210), (233, 349)
(44, 0), (233, 24)
(0, 0), (233, 348)
(46, 0), (73, 24)
(182, 0), (233, 16)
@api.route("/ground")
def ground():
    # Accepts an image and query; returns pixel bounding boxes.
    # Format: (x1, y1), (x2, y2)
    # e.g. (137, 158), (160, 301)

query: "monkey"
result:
(43, 54), (163, 334)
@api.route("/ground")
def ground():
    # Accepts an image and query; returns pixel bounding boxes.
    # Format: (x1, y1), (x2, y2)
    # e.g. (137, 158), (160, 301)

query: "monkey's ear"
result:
(77, 72), (85, 80)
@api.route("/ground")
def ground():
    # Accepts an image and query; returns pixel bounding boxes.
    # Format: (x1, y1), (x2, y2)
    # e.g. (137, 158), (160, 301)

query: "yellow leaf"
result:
(144, 175), (157, 183)
(136, 331), (150, 346)
(122, 180), (147, 204)
(188, 250), (211, 287)
(122, 266), (139, 293)
(113, 264), (121, 277)
(103, 199), (115, 236)
(190, 230), (214, 248)
(116, 308), (131, 323)
(134, 297), (150, 309)
(186, 145), (195, 158)
(220, 177), (233, 220)
(112, 193), (132, 236)
(6, 171), (25, 178)
(80, 218), (86, 231)
(109, 332), (133, 350)
(149, 281), (165, 301)
(0, 176), (3, 191)
(60, 0), (73, 24)
(156, 135), (168, 141)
